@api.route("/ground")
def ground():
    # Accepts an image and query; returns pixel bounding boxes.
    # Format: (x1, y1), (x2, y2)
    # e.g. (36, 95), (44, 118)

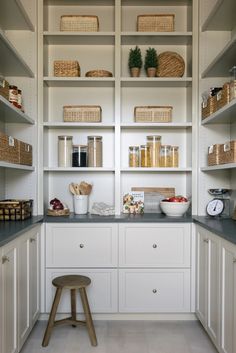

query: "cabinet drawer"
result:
(45, 269), (118, 313)
(46, 223), (118, 267)
(119, 269), (190, 312)
(119, 224), (191, 267)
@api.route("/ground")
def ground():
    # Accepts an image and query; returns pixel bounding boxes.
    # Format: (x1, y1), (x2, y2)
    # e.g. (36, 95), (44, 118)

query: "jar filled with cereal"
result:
(140, 145), (151, 167)
(170, 146), (179, 167)
(129, 146), (139, 167)
(160, 145), (171, 167)
(147, 135), (161, 167)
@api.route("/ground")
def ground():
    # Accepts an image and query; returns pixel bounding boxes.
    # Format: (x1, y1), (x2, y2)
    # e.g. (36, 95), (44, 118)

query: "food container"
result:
(58, 135), (73, 167)
(140, 145), (151, 167)
(72, 145), (87, 167)
(0, 199), (33, 221)
(170, 146), (179, 167)
(129, 146), (139, 167)
(160, 145), (171, 167)
(147, 135), (161, 167)
(9, 85), (18, 107)
(88, 136), (103, 167)
(229, 66), (236, 100)
(160, 200), (190, 217)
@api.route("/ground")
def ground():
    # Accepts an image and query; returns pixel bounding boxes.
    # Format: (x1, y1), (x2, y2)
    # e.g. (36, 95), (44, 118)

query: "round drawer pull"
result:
(30, 238), (35, 243)
(152, 244), (157, 248)
(204, 239), (209, 243)
(152, 289), (157, 294)
(79, 244), (84, 248)
(2, 256), (10, 264)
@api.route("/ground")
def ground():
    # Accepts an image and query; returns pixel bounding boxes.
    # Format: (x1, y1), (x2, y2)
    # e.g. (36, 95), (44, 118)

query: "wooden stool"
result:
(42, 275), (97, 347)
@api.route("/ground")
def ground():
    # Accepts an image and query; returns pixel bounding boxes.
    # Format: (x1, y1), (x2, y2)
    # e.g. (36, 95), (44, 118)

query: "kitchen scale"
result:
(206, 189), (231, 217)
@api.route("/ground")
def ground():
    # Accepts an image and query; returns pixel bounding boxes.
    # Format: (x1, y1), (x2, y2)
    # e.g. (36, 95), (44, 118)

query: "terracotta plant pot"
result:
(130, 67), (141, 77)
(146, 67), (157, 77)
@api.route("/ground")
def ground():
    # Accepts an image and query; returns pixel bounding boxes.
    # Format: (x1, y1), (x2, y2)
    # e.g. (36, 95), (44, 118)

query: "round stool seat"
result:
(52, 275), (91, 289)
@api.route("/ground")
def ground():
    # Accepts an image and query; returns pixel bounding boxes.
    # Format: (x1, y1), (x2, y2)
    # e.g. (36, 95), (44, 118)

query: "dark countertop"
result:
(44, 212), (193, 223)
(193, 216), (236, 245)
(0, 216), (44, 247)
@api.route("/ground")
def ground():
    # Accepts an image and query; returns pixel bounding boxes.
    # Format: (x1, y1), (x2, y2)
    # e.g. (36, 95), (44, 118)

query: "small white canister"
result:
(74, 195), (88, 214)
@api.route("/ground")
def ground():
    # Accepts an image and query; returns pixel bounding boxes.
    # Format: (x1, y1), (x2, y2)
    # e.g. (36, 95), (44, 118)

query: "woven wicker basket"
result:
(207, 144), (221, 166)
(63, 105), (102, 122)
(60, 15), (99, 32)
(0, 199), (33, 221)
(85, 70), (113, 77)
(216, 83), (231, 110)
(156, 51), (185, 77)
(219, 141), (236, 164)
(0, 132), (19, 164)
(54, 60), (80, 77)
(134, 106), (172, 123)
(0, 77), (9, 100)
(19, 141), (32, 166)
(202, 95), (217, 119)
(137, 14), (174, 32)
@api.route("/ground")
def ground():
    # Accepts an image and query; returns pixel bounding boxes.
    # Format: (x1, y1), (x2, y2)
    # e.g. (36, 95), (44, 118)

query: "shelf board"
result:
(0, 95), (35, 124)
(121, 122), (192, 129)
(44, 167), (115, 172)
(43, 32), (115, 45)
(0, 29), (34, 77)
(121, 77), (192, 87)
(122, 0), (191, 5)
(121, 167), (192, 172)
(201, 163), (236, 172)
(201, 99), (236, 125)
(121, 32), (192, 45)
(202, 0), (236, 31)
(202, 36), (236, 78)
(44, 0), (114, 5)
(43, 122), (115, 129)
(0, 161), (35, 171)
(0, 0), (34, 31)
(43, 77), (115, 87)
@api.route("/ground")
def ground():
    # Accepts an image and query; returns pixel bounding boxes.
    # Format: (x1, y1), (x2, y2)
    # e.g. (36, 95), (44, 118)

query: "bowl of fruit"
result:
(47, 198), (70, 216)
(160, 196), (190, 217)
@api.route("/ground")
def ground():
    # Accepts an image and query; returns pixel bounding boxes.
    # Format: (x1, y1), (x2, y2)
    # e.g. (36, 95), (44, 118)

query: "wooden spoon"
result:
(73, 183), (81, 195)
(69, 183), (76, 195)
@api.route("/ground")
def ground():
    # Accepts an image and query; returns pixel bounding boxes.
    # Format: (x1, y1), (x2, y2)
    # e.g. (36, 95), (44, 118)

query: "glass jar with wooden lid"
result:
(140, 145), (151, 167)
(129, 146), (139, 167)
(160, 145), (171, 167)
(170, 146), (179, 167)
(146, 135), (161, 167)
(87, 136), (103, 167)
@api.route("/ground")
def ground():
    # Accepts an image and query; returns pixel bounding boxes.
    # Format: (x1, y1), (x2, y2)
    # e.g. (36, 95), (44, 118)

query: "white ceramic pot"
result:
(73, 195), (88, 215)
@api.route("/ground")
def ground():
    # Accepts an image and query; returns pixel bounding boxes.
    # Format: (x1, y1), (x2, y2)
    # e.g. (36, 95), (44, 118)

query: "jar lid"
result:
(146, 135), (161, 140)
(87, 136), (102, 140)
(140, 144), (150, 149)
(129, 145), (139, 150)
(58, 135), (73, 140)
(161, 144), (171, 148)
(170, 145), (179, 149)
(73, 144), (87, 148)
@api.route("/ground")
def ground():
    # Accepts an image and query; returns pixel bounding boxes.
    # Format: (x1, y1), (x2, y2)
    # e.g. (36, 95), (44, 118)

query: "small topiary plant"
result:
(128, 46), (143, 69)
(144, 47), (158, 70)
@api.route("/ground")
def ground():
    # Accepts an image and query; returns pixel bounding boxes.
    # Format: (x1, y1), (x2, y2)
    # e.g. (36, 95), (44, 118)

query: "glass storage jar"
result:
(9, 85), (18, 108)
(72, 145), (87, 167)
(147, 135), (161, 167)
(170, 146), (179, 167)
(58, 135), (73, 167)
(140, 145), (151, 167)
(88, 136), (103, 167)
(160, 145), (171, 167)
(129, 146), (139, 167)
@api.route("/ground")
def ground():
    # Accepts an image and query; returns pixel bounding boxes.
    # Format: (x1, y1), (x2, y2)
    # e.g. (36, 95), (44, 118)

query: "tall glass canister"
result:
(88, 136), (103, 167)
(58, 135), (73, 167)
(147, 135), (161, 167)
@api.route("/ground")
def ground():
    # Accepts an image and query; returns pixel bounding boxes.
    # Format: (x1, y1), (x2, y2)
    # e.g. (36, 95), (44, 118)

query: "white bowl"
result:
(160, 201), (190, 217)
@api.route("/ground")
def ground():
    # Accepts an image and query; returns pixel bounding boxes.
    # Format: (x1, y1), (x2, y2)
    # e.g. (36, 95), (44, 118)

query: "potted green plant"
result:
(144, 47), (158, 77)
(128, 46), (143, 77)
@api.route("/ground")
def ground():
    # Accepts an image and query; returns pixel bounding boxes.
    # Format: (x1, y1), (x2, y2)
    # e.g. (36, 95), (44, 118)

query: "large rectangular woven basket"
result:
(60, 15), (99, 32)
(0, 132), (19, 164)
(0, 77), (9, 100)
(219, 141), (236, 164)
(19, 140), (32, 166)
(207, 144), (221, 166)
(134, 106), (172, 123)
(0, 199), (33, 221)
(63, 105), (102, 122)
(137, 14), (175, 32)
(54, 60), (80, 77)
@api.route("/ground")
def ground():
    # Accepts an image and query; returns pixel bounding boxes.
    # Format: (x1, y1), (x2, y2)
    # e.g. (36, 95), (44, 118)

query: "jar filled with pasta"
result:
(147, 135), (161, 167)
(170, 146), (179, 167)
(140, 145), (151, 167)
(129, 146), (139, 167)
(160, 145), (171, 167)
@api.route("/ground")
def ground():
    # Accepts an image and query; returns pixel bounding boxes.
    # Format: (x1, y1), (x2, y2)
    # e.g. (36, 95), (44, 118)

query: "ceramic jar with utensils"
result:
(69, 182), (93, 214)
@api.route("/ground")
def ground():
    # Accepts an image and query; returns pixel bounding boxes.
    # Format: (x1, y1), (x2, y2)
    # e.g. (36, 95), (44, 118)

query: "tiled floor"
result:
(20, 320), (218, 353)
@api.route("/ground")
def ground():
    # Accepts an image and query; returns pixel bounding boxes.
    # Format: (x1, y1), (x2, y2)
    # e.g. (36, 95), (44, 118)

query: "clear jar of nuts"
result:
(160, 145), (171, 167)
(140, 145), (151, 167)
(170, 146), (179, 167)
(129, 146), (139, 167)
(88, 136), (103, 167)
(147, 135), (161, 167)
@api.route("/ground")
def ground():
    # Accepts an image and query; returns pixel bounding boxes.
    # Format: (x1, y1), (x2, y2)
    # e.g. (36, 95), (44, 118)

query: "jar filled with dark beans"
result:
(72, 145), (87, 167)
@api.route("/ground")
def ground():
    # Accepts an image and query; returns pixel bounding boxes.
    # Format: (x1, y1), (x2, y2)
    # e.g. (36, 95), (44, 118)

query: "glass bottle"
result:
(72, 145), (87, 167)
(170, 146), (179, 167)
(160, 145), (171, 167)
(129, 146), (139, 167)
(58, 136), (73, 167)
(147, 135), (161, 167)
(88, 136), (103, 167)
(140, 145), (151, 167)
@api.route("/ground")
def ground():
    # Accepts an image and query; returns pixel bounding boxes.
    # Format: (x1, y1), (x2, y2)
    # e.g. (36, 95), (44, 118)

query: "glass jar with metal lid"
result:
(140, 145), (151, 167)
(160, 145), (171, 167)
(72, 145), (87, 167)
(146, 135), (161, 167)
(58, 135), (73, 167)
(88, 136), (103, 167)
(129, 146), (139, 167)
(170, 146), (179, 167)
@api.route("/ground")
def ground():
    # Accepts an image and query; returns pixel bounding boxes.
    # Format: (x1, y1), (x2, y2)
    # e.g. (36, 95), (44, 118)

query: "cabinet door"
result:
(29, 229), (40, 326)
(119, 223), (191, 267)
(221, 240), (236, 353)
(2, 241), (18, 353)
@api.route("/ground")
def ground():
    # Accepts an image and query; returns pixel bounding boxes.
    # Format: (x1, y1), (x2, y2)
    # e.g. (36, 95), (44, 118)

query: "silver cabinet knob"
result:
(30, 238), (35, 243)
(153, 244), (157, 248)
(2, 256), (10, 264)
(79, 244), (84, 248)
(152, 289), (157, 294)
(204, 239), (209, 243)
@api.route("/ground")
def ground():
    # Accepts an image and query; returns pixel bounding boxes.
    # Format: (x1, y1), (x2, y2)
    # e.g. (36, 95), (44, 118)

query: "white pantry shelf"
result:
(121, 167), (192, 172)
(43, 32), (115, 45)
(121, 32), (192, 45)
(43, 122), (115, 129)
(0, 95), (35, 124)
(121, 122), (192, 129)
(201, 99), (236, 125)
(0, 0), (34, 31)
(121, 77), (192, 87)
(201, 163), (236, 172)
(202, 0), (236, 31)
(43, 77), (115, 87)
(0, 161), (35, 171)
(44, 167), (115, 172)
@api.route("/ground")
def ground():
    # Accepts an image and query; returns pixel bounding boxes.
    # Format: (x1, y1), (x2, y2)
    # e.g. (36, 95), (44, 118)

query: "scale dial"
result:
(206, 199), (224, 216)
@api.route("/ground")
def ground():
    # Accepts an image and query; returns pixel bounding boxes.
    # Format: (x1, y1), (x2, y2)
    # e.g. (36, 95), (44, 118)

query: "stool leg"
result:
(79, 287), (97, 346)
(42, 287), (62, 347)
(71, 289), (77, 327)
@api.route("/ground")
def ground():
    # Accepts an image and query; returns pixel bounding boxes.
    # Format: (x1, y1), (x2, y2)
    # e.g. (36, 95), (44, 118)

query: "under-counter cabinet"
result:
(1, 225), (41, 353)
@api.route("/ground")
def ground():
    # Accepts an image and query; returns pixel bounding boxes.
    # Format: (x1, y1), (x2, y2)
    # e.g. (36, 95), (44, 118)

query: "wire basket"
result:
(60, 15), (99, 32)
(156, 51), (185, 77)
(134, 106), (172, 123)
(85, 70), (113, 77)
(0, 199), (33, 221)
(137, 14), (174, 32)
(54, 60), (80, 77)
(63, 105), (102, 122)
